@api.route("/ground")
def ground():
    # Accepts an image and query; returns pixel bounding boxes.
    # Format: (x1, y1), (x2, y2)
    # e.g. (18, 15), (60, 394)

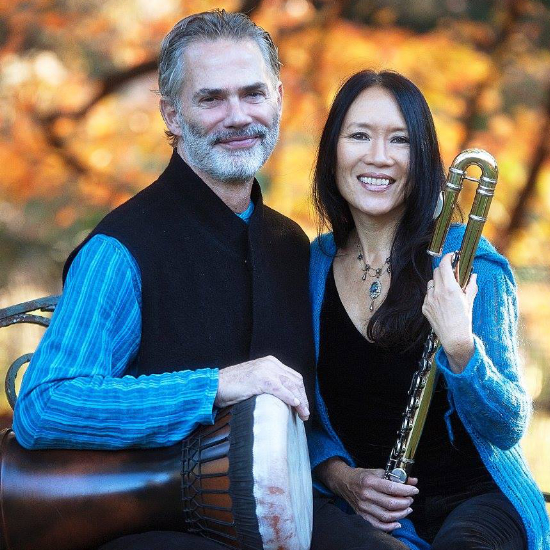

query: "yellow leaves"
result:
(85, 99), (119, 139)
(373, 7), (398, 27)
(255, 0), (314, 31)
(128, 111), (151, 133)
(0, 150), (30, 201)
(488, 113), (514, 139)
(89, 149), (113, 170)
(55, 206), (77, 229)
(83, 16), (112, 36)
(539, 167), (550, 211)
(78, 178), (114, 207)
(52, 117), (77, 139)
(478, 88), (503, 114)
(41, 11), (69, 30)
(0, 0), (548, 267)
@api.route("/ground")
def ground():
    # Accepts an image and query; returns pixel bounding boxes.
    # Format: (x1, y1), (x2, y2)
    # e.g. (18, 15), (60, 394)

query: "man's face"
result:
(165, 39), (282, 184)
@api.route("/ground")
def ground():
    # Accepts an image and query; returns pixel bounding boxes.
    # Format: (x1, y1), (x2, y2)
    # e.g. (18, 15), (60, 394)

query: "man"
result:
(13, 11), (414, 550)
(13, 10), (314, 550)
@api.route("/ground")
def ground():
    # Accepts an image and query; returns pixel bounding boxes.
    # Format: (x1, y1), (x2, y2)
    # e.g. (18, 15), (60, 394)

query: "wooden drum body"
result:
(0, 395), (312, 550)
(0, 429), (183, 550)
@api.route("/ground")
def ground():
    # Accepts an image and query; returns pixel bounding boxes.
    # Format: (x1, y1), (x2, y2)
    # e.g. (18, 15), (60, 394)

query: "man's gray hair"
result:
(159, 10), (281, 133)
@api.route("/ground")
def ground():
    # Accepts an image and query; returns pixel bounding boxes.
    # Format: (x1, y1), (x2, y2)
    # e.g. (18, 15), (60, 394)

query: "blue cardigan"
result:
(308, 225), (550, 550)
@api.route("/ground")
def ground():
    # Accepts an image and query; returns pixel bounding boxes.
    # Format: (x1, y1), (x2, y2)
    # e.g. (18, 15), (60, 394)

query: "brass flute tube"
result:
(384, 148), (498, 484)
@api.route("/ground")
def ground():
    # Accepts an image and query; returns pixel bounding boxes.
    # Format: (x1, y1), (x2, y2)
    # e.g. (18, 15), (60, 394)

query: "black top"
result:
(317, 266), (496, 501)
(63, 150), (315, 404)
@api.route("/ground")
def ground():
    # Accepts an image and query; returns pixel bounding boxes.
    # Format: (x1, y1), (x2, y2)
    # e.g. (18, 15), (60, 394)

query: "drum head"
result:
(251, 394), (312, 550)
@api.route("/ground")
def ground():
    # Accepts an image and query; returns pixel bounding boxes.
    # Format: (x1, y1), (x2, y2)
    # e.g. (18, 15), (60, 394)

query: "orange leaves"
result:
(54, 206), (77, 229)
(0, 0), (549, 264)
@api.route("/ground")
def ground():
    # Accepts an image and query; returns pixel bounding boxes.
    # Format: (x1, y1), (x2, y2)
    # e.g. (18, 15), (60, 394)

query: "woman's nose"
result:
(368, 138), (392, 166)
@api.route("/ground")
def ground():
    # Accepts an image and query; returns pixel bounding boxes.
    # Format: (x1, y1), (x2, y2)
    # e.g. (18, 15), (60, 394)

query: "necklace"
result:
(356, 241), (391, 312)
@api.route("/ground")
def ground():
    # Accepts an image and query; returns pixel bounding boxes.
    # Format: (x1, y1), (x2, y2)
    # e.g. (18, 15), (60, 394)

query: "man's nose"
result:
(224, 97), (253, 128)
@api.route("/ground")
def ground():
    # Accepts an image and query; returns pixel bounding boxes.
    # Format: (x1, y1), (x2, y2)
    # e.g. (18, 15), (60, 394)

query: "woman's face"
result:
(336, 86), (410, 224)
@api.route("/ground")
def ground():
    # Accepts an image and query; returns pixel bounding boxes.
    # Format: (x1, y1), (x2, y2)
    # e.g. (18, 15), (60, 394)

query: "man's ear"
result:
(276, 81), (283, 112)
(159, 98), (182, 137)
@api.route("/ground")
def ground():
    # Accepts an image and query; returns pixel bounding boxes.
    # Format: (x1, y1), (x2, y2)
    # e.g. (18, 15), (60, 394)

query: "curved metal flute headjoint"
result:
(428, 148), (498, 261)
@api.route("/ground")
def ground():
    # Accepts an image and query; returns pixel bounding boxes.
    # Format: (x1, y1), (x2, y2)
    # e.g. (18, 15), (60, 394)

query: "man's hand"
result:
(214, 356), (310, 421)
(317, 459), (418, 532)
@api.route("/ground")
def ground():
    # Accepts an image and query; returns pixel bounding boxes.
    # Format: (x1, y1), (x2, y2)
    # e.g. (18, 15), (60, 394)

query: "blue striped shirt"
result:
(13, 202), (254, 450)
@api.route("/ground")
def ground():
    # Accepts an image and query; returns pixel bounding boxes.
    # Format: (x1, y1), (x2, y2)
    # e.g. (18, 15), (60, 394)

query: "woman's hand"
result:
(422, 252), (478, 373)
(316, 458), (418, 532)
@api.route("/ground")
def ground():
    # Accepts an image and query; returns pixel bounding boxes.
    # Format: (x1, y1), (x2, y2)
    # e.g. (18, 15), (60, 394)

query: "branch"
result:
(32, 59), (159, 195)
(459, 0), (526, 151)
(239, 0), (264, 16)
(41, 58), (159, 124)
(495, 85), (550, 252)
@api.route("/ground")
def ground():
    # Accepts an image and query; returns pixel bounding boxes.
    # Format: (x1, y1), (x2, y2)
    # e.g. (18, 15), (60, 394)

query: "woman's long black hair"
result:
(312, 70), (446, 351)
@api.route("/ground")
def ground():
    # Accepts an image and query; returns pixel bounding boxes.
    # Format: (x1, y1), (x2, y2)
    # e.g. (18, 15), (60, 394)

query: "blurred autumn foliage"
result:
(1, 0), (550, 491)
(2, 0), (550, 269)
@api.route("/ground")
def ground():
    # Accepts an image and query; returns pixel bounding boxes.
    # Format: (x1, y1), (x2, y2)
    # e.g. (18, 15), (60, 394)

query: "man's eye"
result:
(201, 96), (221, 105)
(246, 91), (265, 101)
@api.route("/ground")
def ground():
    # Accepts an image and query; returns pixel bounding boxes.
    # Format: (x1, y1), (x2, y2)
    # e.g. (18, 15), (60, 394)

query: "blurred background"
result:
(1, 0), (549, 502)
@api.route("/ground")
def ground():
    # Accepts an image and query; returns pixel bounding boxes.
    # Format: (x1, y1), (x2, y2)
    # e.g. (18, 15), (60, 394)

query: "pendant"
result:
(369, 280), (382, 301)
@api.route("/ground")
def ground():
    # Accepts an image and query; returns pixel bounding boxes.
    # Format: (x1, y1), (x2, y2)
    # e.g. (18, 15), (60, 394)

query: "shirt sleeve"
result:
(13, 234), (219, 450)
(436, 254), (531, 450)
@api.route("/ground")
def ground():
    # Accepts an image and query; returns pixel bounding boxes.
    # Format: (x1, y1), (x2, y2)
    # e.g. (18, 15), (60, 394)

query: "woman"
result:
(308, 70), (549, 550)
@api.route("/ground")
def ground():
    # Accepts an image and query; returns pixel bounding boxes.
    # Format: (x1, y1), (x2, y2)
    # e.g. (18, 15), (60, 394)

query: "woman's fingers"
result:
(358, 501), (412, 531)
(422, 252), (476, 372)
(362, 489), (414, 511)
(335, 468), (419, 533)
(363, 473), (419, 498)
(465, 273), (478, 306)
(433, 252), (460, 289)
(360, 513), (402, 532)
(427, 279), (435, 293)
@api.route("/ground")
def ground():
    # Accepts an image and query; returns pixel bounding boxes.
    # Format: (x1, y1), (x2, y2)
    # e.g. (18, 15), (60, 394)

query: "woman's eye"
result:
(349, 132), (370, 140)
(392, 135), (410, 144)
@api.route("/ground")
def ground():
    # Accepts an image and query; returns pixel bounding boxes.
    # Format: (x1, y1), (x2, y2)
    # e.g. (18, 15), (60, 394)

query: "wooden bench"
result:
(0, 295), (60, 410)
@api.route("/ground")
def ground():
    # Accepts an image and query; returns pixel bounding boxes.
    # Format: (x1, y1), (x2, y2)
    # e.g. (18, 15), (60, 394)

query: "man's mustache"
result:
(210, 125), (268, 146)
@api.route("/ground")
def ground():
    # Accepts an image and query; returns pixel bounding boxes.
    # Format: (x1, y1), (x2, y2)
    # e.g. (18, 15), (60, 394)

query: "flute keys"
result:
(387, 468), (408, 484)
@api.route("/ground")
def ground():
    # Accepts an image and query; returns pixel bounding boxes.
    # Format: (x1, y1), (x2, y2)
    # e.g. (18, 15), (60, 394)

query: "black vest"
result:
(63, 151), (315, 403)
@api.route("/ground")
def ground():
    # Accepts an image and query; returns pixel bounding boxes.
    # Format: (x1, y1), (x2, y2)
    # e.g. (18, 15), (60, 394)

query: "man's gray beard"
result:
(179, 113), (280, 184)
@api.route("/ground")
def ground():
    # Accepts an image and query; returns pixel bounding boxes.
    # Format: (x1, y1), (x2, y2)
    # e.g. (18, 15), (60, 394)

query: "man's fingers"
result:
(280, 375), (309, 408)
(280, 376), (309, 420)
(262, 355), (301, 376)
(215, 356), (309, 417)
(260, 376), (309, 420)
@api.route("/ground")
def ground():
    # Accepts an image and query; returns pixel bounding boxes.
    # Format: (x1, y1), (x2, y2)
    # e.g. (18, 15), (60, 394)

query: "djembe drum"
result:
(0, 395), (312, 550)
